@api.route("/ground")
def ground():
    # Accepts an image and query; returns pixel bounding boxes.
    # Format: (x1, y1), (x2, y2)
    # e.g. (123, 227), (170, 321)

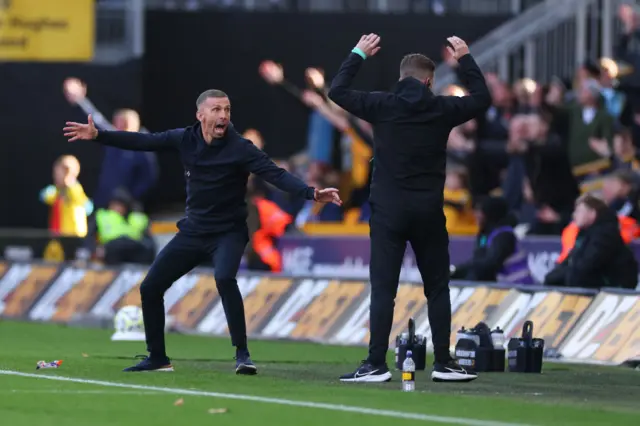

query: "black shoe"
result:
(339, 361), (392, 383)
(235, 349), (257, 375)
(123, 355), (174, 372)
(431, 359), (477, 382)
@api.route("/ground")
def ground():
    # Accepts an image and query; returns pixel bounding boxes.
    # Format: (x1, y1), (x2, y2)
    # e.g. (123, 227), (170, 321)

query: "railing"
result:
(144, 0), (542, 14)
(94, 0), (145, 64)
(434, 0), (631, 91)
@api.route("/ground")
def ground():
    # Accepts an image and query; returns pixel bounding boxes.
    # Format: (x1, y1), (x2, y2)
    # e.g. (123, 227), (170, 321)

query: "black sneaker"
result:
(339, 361), (392, 383)
(431, 359), (477, 382)
(123, 355), (174, 372)
(235, 349), (257, 375)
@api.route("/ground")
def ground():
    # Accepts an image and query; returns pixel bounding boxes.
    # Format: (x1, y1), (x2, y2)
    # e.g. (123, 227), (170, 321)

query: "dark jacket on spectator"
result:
(526, 134), (580, 220)
(451, 197), (517, 282)
(545, 208), (638, 289)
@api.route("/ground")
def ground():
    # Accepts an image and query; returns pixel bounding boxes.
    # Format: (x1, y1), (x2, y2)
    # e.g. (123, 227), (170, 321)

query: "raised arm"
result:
(242, 140), (342, 205)
(63, 115), (182, 152)
(63, 78), (150, 133)
(327, 33), (388, 123)
(441, 37), (492, 127)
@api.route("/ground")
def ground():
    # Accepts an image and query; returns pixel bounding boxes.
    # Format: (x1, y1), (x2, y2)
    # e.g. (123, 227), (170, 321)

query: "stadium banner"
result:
(0, 0), (94, 61)
(1, 261), (638, 365)
(279, 235), (640, 286)
(0, 233), (89, 263)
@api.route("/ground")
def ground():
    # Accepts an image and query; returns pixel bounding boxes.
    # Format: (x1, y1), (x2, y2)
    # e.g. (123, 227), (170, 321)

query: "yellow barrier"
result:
(0, 0), (94, 61)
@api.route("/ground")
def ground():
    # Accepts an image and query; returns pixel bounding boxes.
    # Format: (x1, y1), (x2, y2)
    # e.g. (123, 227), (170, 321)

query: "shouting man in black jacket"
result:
(329, 34), (491, 383)
(63, 90), (341, 374)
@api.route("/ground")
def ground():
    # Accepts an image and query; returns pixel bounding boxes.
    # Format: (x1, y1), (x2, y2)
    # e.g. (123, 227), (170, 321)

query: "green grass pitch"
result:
(0, 320), (638, 426)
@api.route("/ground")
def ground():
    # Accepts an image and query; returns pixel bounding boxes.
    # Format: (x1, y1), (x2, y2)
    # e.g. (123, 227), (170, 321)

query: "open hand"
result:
(259, 60), (284, 85)
(589, 138), (611, 157)
(355, 33), (381, 58)
(63, 77), (87, 105)
(446, 36), (470, 61)
(314, 188), (342, 206)
(64, 115), (98, 142)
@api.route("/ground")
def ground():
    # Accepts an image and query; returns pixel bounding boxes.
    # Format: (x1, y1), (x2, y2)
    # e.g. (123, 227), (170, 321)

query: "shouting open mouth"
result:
(213, 122), (228, 137)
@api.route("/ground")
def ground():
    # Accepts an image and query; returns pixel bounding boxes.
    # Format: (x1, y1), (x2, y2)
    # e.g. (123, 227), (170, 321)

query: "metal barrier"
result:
(434, 0), (630, 91)
(144, 0), (542, 14)
(94, 0), (145, 64)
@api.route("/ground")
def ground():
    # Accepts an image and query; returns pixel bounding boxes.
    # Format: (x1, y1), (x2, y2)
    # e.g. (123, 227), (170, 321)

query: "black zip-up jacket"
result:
(565, 208), (638, 290)
(328, 52), (491, 203)
(94, 122), (315, 235)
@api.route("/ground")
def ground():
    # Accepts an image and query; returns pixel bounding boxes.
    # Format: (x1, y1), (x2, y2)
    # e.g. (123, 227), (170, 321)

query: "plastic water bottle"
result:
(402, 350), (416, 392)
(491, 327), (505, 349)
(456, 326), (468, 345)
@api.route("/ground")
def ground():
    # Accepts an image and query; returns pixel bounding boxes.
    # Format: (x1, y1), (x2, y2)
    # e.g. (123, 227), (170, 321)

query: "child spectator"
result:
(40, 155), (92, 237)
(444, 168), (477, 236)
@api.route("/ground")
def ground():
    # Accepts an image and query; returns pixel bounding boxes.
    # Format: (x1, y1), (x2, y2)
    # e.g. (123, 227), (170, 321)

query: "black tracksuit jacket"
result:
(94, 122), (315, 235)
(328, 52), (491, 204)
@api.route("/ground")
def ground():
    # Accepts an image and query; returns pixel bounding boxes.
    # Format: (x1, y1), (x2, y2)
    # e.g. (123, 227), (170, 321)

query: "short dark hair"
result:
(400, 54), (436, 80)
(576, 193), (609, 215)
(196, 89), (228, 109)
(609, 169), (636, 187)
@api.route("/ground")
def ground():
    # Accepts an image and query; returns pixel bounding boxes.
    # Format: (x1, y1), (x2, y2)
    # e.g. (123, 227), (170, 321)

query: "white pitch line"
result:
(3, 389), (164, 395)
(0, 370), (530, 426)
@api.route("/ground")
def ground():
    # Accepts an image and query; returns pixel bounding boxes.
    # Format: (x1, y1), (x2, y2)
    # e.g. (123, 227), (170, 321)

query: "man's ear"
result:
(196, 110), (203, 121)
(425, 78), (432, 88)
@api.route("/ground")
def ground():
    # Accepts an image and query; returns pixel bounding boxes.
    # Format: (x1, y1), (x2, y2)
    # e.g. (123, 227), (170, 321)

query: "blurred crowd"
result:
(41, 5), (640, 286)
(248, 5), (640, 236)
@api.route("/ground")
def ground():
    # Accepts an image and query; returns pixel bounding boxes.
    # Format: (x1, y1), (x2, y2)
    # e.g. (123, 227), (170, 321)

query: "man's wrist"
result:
(352, 47), (367, 60)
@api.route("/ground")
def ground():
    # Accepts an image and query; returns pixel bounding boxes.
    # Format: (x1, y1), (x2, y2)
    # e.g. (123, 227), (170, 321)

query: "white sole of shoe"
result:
(236, 364), (258, 375)
(431, 371), (477, 382)
(340, 371), (393, 383)
(138, 366), (173, 372)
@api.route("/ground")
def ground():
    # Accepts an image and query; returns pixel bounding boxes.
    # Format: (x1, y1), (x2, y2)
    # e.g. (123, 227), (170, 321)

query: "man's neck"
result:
(201, 128), (214, 144)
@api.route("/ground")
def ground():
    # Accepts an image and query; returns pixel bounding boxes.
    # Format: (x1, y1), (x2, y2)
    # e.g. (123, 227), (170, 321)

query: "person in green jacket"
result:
(85, 188), (156, 265)
(545, 78), (615, 175)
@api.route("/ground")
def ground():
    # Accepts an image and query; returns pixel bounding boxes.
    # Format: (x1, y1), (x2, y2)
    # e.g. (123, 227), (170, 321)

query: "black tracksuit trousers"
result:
(367, 194), (452, 366)
(140, 229), (249, 360)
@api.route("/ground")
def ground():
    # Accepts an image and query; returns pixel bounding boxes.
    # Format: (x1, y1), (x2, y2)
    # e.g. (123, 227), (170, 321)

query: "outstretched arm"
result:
(64, 115), (182, 152)
(243, 140), (342, 205)
(63, 78), (151, 133)
(328, 33), (388, 122)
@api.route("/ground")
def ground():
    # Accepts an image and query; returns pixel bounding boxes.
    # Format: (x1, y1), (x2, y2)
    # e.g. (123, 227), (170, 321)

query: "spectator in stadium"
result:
(544, 78), (614, 174)
(245, 182), (294, 272)
(443, 167), (477, 236)
(589, 125), (640, 173)
(512, 78), (538, 114)
(515, 114), (580, 235)
(544, 194), (638, 289)
(300, 89), (373, 212)
(601, 169), (640, 221)
(612, 126), (640, 172)
(615, 4), (640, 150)
(450, 196), (531, 283)
(40, 155), (92, 237)
(63, 78), (159, 209)
(85, 189), (156, 265)
(599, 59), (626, 119)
